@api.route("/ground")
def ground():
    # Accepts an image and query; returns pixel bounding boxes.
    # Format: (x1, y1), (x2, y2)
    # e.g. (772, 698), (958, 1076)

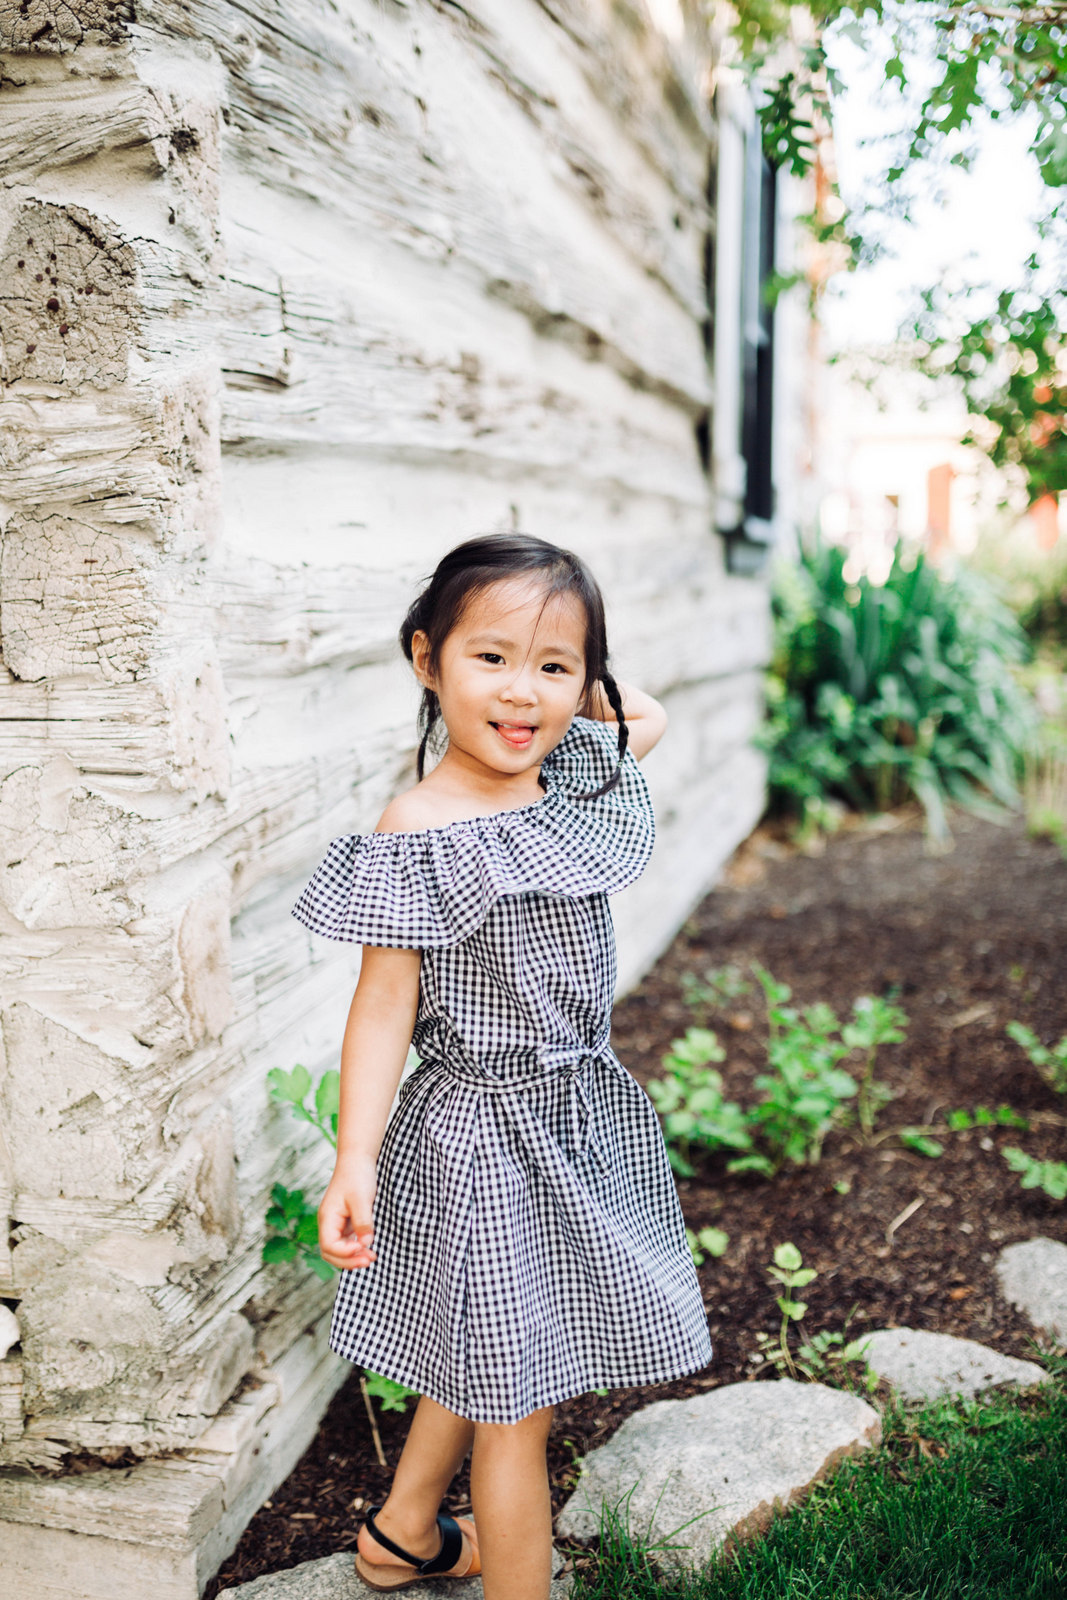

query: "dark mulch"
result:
(206, 803), (1067, 1596)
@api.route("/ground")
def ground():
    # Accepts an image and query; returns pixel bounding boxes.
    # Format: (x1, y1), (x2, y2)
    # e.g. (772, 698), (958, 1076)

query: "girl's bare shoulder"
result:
(374, 785), (445, 835)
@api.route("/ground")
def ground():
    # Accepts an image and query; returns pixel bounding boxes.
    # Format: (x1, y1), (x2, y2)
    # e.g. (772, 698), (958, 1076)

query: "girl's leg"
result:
(361, 1393), (475, 1564)
(470, 1404), (556, 1600)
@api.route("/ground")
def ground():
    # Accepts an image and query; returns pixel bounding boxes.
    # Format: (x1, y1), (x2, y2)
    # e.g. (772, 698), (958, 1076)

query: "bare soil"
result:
(207, 803), (1067, 1596)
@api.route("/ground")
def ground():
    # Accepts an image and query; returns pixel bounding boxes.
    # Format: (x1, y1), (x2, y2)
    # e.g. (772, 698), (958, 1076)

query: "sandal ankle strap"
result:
(364, 1504), (465, 1576)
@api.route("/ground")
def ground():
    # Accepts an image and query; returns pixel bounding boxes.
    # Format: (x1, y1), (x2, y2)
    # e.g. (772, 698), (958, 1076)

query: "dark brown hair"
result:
(398, 533), (628, 799)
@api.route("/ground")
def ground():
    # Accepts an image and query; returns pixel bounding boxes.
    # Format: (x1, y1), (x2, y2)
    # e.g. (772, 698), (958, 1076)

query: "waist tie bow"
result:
(428, 1035), (614, 1173)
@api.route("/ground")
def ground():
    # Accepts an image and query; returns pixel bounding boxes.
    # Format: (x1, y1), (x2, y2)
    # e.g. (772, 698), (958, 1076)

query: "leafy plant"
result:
(649, 964), (909, 1180)
(264, 1063), (422, 1415)
(1002, 1147), (1067, 1201)
(1006, 1020), (1067, 1095)
(755, 533), (1039, 846)
(363, 1370), (421, 1413)
(753, 1243), (876, 1389)
(267, 1063), (339, 1146)
(680, 963), (752, 1014)
(741, 964), (860, 1175)
(898, 1129), (945, 1158)
(262, 1064), (340, 1281)
(687, 1225), (730, 1266)
(841, 993), (908, 1138)
(645, 1028), (755, 1178)
(263, 1181), (335, 1282)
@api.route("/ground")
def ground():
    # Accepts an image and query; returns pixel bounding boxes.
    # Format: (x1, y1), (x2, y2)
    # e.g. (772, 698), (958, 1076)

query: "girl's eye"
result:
(476, 652), (572, 672)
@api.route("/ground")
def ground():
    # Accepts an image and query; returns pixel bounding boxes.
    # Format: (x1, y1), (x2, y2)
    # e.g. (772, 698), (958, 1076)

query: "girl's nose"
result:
(500, 671), (538, 704)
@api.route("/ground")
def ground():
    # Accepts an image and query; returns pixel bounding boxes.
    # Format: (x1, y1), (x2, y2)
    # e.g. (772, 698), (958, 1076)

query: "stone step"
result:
(555, 1377), (881, 1576)
(858, 1327), (1050, 1401)
(217, 1548), (575, 1597)
(995, 1237), (1067, 1347)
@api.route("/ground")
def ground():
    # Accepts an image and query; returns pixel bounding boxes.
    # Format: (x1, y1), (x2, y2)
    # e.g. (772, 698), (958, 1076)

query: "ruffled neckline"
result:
(291, 716), (653, 947)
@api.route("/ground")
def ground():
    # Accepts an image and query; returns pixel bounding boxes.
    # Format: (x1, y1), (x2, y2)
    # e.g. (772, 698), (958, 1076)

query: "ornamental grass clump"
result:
(754, 531), (1039, 845)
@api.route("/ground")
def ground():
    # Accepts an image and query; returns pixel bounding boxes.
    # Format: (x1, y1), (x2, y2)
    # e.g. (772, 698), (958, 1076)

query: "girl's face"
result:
(412, 577), (588, 779)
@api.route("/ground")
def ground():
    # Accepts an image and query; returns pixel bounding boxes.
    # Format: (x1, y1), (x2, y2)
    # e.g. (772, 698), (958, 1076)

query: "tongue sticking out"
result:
(492, 722), (535, 747)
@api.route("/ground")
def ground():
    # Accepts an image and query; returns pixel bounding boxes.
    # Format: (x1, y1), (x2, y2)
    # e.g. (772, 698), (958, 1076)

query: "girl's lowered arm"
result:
(584, 678), (668, 761)
(318, 943), (421, 1271)
(335, 944), (421, 1162)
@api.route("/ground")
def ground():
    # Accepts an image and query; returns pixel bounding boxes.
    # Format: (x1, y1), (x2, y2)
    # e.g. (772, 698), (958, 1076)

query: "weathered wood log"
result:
(0, 0), (805, 1590)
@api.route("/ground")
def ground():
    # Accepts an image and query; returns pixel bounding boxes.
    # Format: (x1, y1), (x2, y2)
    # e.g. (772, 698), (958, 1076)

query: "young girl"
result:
(292, 534), (713, 1598)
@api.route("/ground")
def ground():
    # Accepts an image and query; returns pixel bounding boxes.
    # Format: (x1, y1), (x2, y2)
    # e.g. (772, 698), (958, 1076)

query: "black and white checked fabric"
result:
(292, 716), (714, 1422)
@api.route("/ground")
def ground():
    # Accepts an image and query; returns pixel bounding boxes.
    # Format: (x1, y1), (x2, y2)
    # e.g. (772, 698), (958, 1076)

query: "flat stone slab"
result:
(555, 1379), (880, 1575)
(995, 1237), (1067, 1346)
(217, 1548), (574, 1598)
(860, 1328), (1050, 1401)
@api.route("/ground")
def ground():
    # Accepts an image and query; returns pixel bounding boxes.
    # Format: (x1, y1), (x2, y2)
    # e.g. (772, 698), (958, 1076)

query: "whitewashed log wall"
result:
(0, 0), (771, 1522)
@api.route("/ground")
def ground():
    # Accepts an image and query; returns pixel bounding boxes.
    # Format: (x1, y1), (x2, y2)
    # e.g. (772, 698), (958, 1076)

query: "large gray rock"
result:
(555, 1379), (880, 1575)
(995, 1237), (1067, 1346)
(860, 1328), (1050, 1401)
(217, 1548), (574, 1598)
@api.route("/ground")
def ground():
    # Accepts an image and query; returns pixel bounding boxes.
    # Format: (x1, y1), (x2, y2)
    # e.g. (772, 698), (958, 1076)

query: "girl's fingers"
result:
(319, 1196), (377, 1265)
(320, 1227), (377, 1269)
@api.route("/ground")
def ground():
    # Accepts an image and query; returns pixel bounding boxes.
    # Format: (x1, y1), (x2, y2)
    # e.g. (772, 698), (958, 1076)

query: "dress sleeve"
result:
(542, 715), (655, 823)
(290, 829), (487, 949)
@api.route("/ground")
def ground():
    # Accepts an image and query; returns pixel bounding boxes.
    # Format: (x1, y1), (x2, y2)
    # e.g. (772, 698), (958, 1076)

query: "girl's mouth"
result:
(490, 721), (537, 748)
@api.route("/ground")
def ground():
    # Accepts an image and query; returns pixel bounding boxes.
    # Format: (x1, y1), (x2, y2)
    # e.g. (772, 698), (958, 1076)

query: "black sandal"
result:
(354, 1502), (481, 1590)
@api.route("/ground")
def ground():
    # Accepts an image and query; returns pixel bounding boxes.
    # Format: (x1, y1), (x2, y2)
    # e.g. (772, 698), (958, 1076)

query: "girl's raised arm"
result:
(584, 678), (668, 761)
(317, 943), (421, 1271)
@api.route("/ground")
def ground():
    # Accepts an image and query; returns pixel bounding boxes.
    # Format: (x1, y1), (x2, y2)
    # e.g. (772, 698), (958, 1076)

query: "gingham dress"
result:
(291, 715), (714, 1423)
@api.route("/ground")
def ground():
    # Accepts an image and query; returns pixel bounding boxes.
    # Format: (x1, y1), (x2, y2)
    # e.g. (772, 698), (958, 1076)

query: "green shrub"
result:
(647, 966), (909, 1180)
(646, 1028), (754, 1178)
(754, 531), (1039, 842)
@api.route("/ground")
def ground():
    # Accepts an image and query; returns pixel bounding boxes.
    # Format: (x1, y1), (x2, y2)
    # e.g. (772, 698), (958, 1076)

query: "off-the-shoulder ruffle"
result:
(291, 715), (654, 948)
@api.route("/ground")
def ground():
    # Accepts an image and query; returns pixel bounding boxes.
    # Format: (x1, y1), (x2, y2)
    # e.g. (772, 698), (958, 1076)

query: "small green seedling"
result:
(842, 994), (908, 1138)
(945, 1105), (1030, 1130)
(263, 1063), (343, 1279)
(687, 1225), (730, 1265)
(647, 1028), (754, 1177)
(1002, 1147), (1067, 1201)
(754, 1247), (876, 1391)
(267, 1063), (340, 1146)
(899, 1129), (944, 1158)
(1006, 1021), (1067, 1094)
(758, 1241), (818, 1379)
(681, 963), (753, 1013)
(264, 1182), (335, 1281)
(363, 1370), (420, 1412)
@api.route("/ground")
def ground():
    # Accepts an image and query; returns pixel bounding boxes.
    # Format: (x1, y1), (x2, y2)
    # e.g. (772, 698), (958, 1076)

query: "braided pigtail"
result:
(399, 589), (445, 781)
(578, 670), (629, 800)
(415, 692), (440, 781)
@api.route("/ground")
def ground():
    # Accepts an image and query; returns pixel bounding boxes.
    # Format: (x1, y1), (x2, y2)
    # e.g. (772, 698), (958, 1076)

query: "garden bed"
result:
(207, 802), (1067, 1596)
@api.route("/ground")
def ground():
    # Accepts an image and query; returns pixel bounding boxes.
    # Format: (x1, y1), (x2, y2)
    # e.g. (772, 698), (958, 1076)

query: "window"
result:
(707, 75), (780, 576)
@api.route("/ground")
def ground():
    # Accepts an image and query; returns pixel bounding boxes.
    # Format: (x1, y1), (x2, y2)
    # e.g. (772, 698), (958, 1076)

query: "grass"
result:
(565, 1367), (1067, 1599)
